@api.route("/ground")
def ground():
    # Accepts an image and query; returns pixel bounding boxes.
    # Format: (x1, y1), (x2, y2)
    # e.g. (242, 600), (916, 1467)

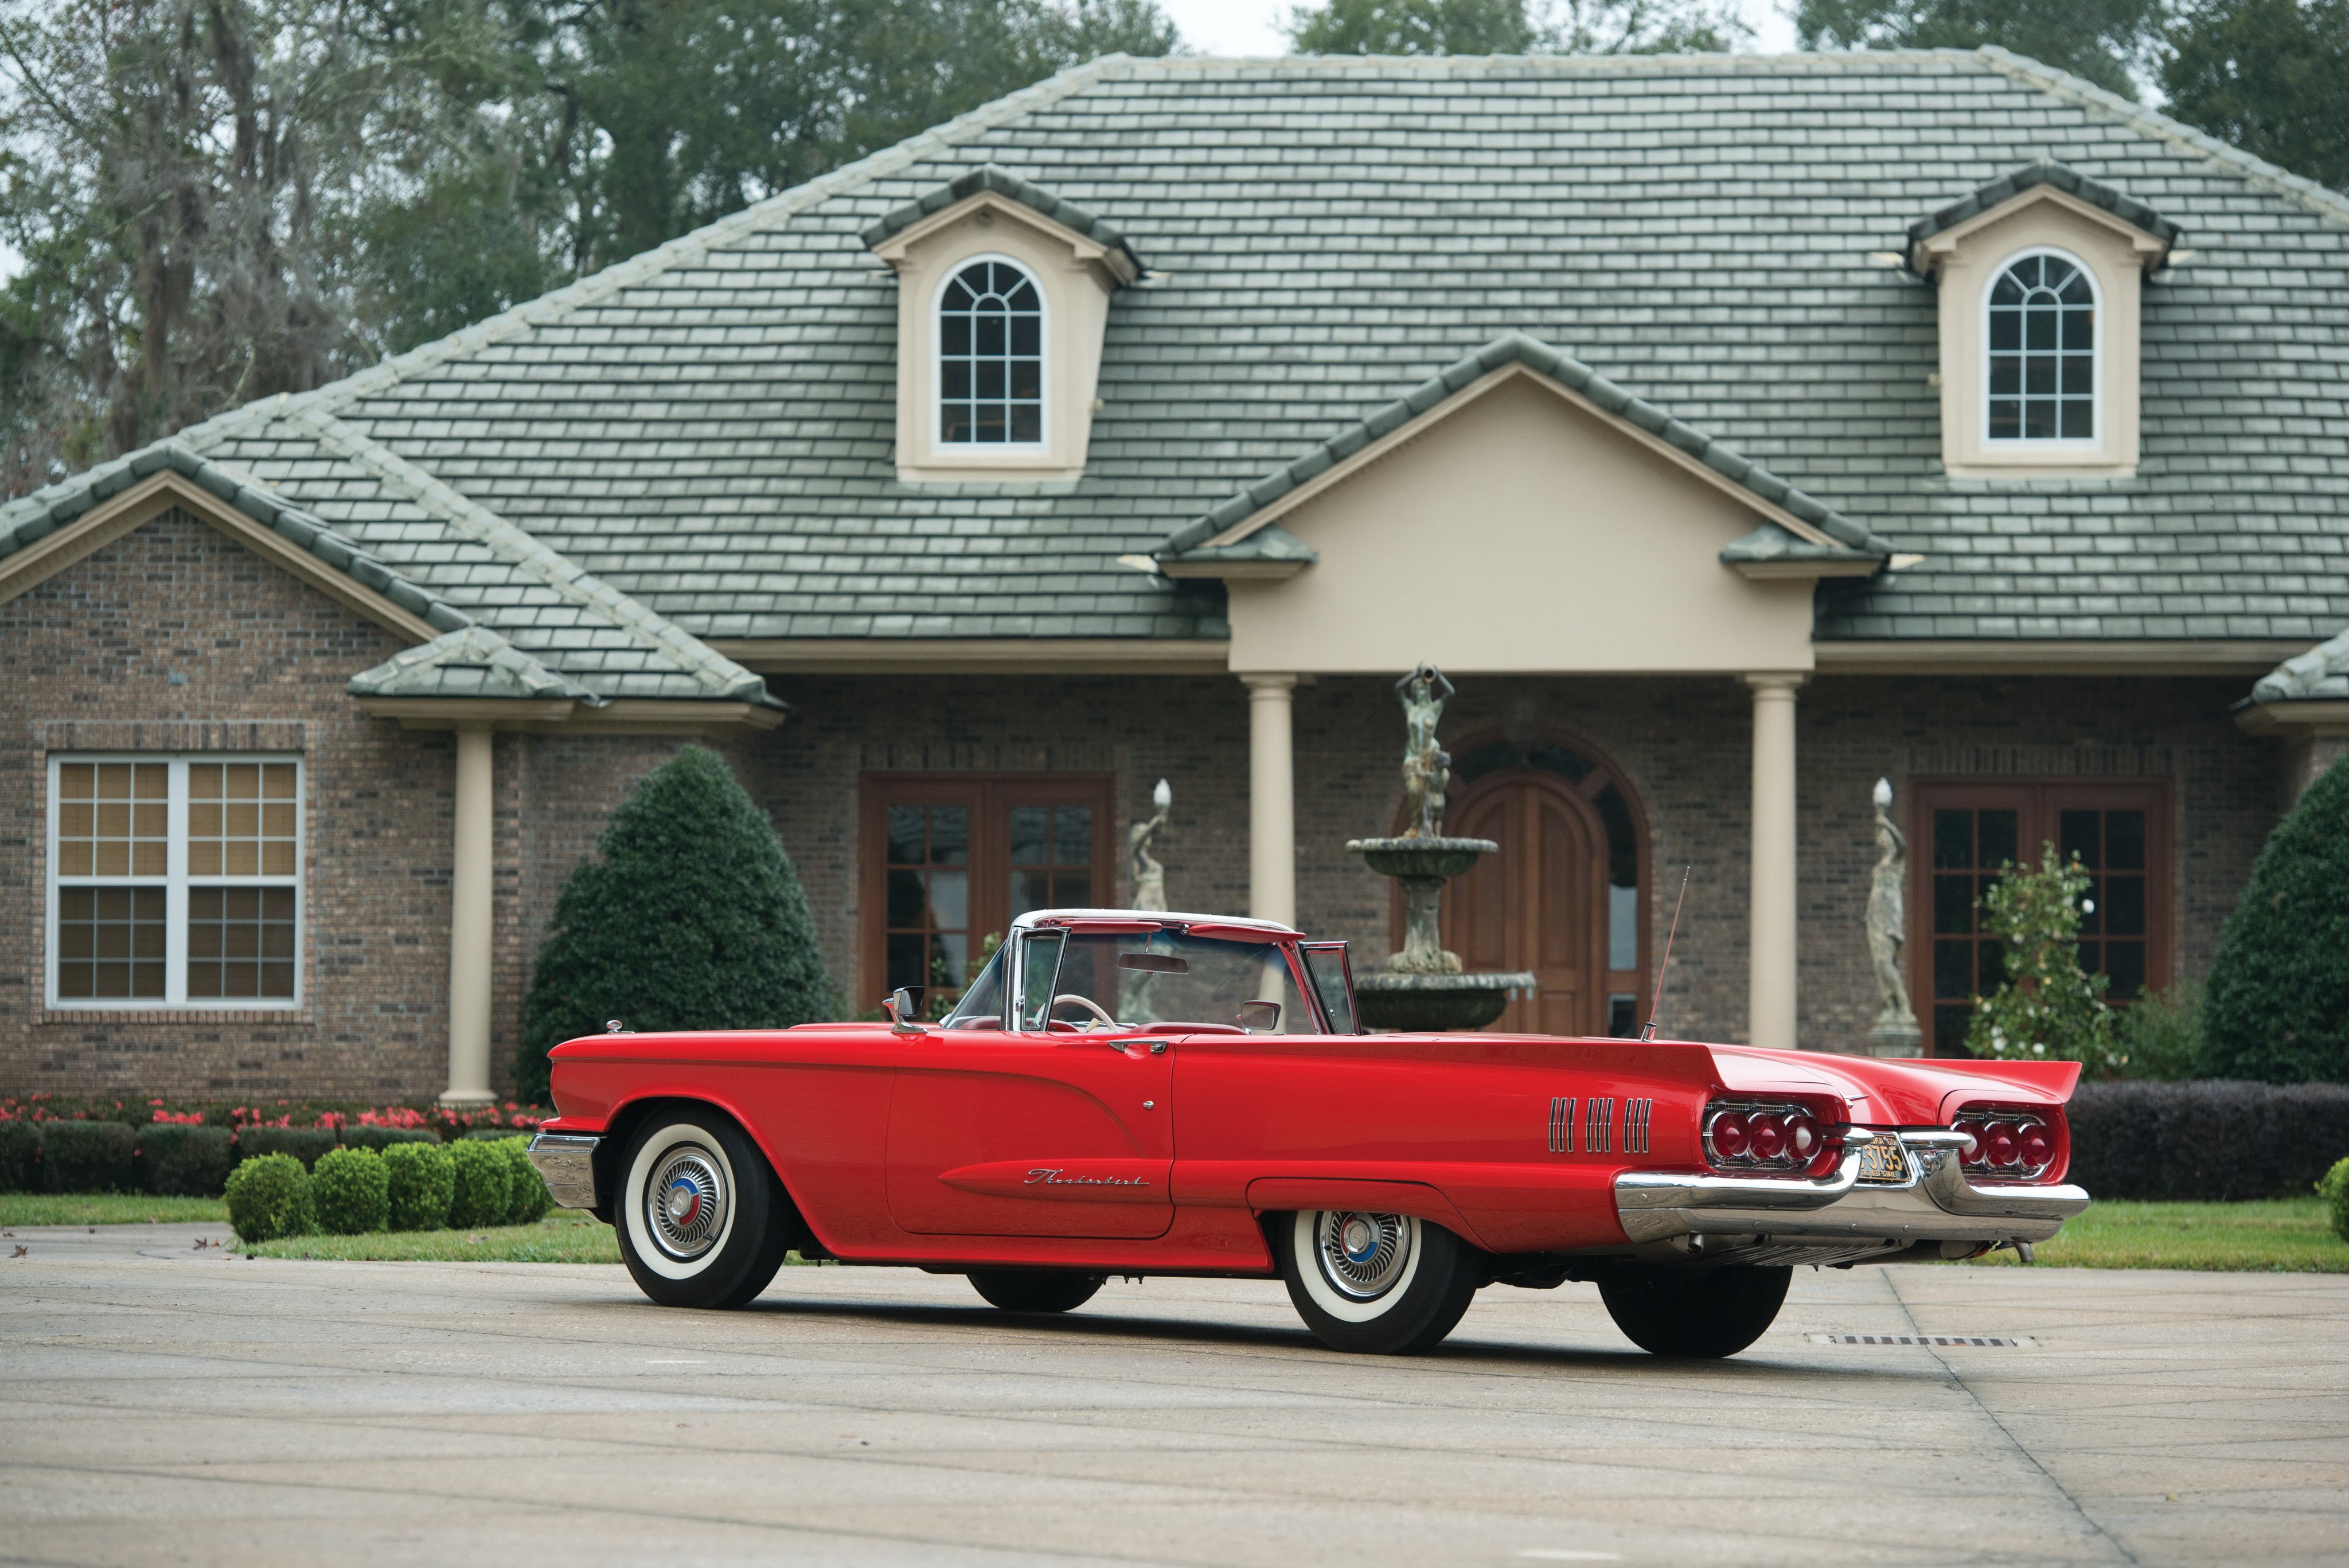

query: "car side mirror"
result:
(1234, 1000), (1282, 1032)
(884, 986), (926, 1035)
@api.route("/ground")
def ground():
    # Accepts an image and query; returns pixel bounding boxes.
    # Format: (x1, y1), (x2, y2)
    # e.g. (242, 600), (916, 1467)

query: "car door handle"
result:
(1119, 1040), (1169, 1055)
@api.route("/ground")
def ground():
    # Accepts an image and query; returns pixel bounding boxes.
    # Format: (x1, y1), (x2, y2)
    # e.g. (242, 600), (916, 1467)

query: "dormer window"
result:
(1909, 161), (2176, 479)
(863, 165), (1141, 483)
(939, 259), (1044, 446)
(1986, 249), (2097, 444)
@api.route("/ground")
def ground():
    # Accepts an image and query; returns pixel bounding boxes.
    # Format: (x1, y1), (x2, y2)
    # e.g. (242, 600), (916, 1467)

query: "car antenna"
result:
(1641, 865), (1692, 1042)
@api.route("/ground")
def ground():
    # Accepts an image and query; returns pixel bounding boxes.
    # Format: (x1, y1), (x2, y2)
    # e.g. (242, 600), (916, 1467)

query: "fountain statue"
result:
(1864, 777), (1924, 1056)
(1129, 778), (1172, 912)
(1346, 665), (1536, 1031)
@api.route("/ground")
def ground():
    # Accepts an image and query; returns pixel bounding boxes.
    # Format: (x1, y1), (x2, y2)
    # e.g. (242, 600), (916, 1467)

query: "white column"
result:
(1745, 674), (1804, 1052)
(442, 725), (496, 1106)
(1242, 674), (1297, 928)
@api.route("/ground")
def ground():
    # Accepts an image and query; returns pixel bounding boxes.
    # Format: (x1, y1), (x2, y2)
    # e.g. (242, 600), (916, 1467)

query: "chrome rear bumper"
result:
(1614, 1129), (2089, 1247)
(525, 1133), (602, 1211)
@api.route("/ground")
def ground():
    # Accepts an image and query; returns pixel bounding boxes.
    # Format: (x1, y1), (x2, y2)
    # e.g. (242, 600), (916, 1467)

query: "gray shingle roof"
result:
(1158, 331), (1890, 564)
(861, 163), (1144, 277)
(349, 625), (605, 702)
(1908, 157), (2182, 252)
(10, 46), (2349, 648)
(2250, 627), (2349, 702)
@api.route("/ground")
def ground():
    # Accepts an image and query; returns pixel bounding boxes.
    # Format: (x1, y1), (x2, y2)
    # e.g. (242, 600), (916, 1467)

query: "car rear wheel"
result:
(615, 1108), (789, 1310)
(966, 1269), (1105, 1313)
(1277, 1210), (1478, 1355)
(1597, 1265), (1790, 1358)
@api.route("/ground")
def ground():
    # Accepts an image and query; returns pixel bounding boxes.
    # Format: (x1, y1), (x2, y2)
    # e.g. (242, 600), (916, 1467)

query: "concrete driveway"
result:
(3, 1227), (2343, 1567)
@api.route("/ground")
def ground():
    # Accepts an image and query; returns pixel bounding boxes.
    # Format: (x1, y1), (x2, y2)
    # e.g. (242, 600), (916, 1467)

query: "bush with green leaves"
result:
(139, 1125), (235, 1196)
(0, 1121), (42, 1191)
(518, 746), (836, 1101)
(2321, 1157), (2349, 1243)
(235, 1127), (338, 1169)
(311, 1146), (391, 1234)
(225, 1152), (315, 1243)
(1962, 844), (2121, 1075)
(2204, 756), (2349, 1082)
(2116, 981), (2205, 1081)
(40, 1121), (139, 1192)
(496, 1137), (552, 1225)
(338, 1126), (441, 1154)
(383, 1141), (455, 1232)
(446, 1138), (512, 1229)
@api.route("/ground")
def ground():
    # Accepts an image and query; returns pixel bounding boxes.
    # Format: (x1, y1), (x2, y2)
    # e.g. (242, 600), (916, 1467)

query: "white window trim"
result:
(931, 252), (1051, 455)
(1979, 244), (2104, 453)
(45, 752), (305, 1011)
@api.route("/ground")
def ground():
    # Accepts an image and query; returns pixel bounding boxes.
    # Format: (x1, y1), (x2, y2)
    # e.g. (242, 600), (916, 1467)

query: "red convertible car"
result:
(527, 909), (2089, 1358)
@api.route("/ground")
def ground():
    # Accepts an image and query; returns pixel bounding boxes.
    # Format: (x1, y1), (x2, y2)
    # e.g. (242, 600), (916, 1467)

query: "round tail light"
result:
(1982, 1123), (2020, 1168)
(1746, 1115), (1786, 1161)
(1954, 1121), (1985, 1162)
(2018, 1125), (2053, 1171)
(1710, 1113), (1749, 1160)
(1782, 1114), (1822, 1163)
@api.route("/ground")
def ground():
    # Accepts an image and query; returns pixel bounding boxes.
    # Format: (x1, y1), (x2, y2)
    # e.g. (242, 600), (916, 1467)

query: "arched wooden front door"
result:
(1442, 771), (1609, 1036)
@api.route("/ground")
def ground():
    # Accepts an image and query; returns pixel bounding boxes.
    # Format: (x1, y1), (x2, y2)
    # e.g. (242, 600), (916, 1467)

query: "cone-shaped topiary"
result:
(312, 1146), (391, 1234)
(225, 1152), (314, 1243)
(446, 1138), (512, 1228)
(496, 1137), (553, 1226)
(384, 1140), (455, 1231)
(518, 745), (836, 1101)
(2204, 756), (2349, 1081)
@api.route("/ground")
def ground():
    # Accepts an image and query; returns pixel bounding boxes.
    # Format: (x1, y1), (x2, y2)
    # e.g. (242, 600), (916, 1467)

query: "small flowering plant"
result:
(0, 1093), (551, 1131)
(1962, 844), (2125, 1076)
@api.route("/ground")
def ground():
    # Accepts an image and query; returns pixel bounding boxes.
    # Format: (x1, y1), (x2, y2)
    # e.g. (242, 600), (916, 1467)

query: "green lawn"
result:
(1964, 1196), (2347, 1273)
(245, 1211), (622, 1263)
(0, 1193), (229, 1227)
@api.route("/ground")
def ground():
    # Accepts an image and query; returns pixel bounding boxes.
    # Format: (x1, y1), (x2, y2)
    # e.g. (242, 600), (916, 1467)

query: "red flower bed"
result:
(0, 1092), (550, 1136)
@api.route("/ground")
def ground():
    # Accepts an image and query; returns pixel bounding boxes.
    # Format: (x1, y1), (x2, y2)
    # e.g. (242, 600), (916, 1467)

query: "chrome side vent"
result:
(1625, 1097), (1653, 1154)
(1547, 1096), (1576, 1154)
(1586, 1097), (1614, 1154)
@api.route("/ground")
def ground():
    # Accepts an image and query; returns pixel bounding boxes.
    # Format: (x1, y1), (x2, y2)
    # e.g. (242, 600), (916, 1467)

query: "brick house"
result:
(5, 48), (2347, 1103)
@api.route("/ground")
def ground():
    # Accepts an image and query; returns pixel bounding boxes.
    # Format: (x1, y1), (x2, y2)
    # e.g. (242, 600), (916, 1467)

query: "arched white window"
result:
(1984, 249), (2099, 443)
(937, 258), (1044, 446)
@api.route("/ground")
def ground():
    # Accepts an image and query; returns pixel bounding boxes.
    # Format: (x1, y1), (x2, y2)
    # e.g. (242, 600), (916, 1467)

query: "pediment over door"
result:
(1215, 365), (1859, 676)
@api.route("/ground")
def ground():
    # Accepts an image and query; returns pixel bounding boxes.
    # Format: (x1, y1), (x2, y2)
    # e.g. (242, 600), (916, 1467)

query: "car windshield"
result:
(1019, 929), (1316, 1034)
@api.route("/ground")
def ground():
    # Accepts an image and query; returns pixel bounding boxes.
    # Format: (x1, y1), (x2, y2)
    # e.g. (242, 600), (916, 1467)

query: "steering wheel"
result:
(1050, 993), (1118, 1031)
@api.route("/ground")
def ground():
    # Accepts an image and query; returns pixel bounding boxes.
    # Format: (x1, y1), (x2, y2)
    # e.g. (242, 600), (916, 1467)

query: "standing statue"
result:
(1128, 778), (1172, 911)
(1866, 777), (1923, 1055)
(1396, 664), (1456, 838)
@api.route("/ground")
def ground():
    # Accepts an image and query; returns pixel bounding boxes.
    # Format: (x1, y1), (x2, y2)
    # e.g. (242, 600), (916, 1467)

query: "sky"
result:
(1158, 0), (1803, 54)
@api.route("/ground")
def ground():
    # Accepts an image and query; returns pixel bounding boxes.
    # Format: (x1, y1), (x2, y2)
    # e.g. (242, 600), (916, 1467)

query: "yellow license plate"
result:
(1855, 1136), (1910, 1184)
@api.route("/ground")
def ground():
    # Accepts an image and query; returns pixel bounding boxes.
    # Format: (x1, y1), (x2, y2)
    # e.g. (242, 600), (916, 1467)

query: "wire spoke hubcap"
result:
(646, 1145), (728, 1262)
(1316, 1211), (1412, 1300)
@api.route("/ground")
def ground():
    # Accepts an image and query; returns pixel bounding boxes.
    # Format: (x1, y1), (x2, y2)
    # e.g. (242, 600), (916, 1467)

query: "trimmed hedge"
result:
(0, 1121), (40, 1191)
(225, 1152), (315, 1242)
(339, 1126), (441, 1153)
(2068, 1080), (2349, 1200)
(139, 1125), (235, 1196)
(235, 1127), (338, 1169)
(446, 1138), (512, 1228)
(41, 1121), (138, 1192)
(313, 1146), (390, 1234)
(384, 1141), (455, 1231)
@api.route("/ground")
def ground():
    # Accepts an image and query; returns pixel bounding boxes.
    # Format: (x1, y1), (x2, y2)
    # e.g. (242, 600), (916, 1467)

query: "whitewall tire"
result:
(614, 1107), (789, 1310)
(1277, 1210), (1479, 1355)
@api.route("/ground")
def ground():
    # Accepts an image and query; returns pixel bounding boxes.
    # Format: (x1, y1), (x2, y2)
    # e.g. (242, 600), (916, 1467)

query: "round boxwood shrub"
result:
(139, 1125), (235, 1197)
(312, 1146), (391, 1234)
(2204, 756), (2349, 1081)
(446, 1137), (512, 1229)
(383, 1141), (455, 1231)
(518, 745), (836, 1102)
(41, 1120), (139, 1192)
(224, 1152), (315, 1243)
(495, 1137), (552, 1226)
(2321, 1157), (2349, 1243)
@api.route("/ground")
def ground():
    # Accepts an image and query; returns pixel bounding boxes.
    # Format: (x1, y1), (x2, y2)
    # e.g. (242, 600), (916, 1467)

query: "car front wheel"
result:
(615, 1108), (790, 1310)
(1597, 1265), (1790, 1358)
(1277, 1210), (1478, 1355)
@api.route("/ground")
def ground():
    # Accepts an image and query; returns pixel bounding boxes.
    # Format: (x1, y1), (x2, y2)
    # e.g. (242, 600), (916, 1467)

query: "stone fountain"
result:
(1347, 665), (1537, 1031)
